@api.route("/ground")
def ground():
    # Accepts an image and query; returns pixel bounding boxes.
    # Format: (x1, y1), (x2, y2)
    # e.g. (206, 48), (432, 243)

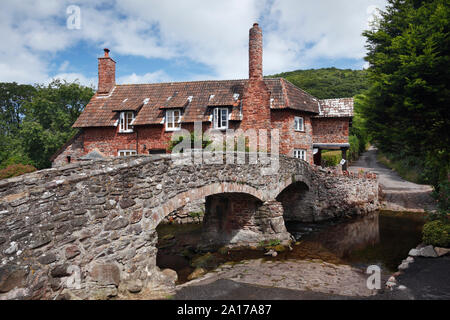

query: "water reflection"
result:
(287, 211), (425, 272)
(287, 212), (380, 258)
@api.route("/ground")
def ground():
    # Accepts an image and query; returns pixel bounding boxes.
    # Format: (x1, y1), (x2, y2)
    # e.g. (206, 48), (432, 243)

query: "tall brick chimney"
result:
(249, 23), (263, 80)
(98, 48), (116, 94)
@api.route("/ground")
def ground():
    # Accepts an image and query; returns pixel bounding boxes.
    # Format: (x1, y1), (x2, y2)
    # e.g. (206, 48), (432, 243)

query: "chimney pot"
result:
(104, 48), (110, 57)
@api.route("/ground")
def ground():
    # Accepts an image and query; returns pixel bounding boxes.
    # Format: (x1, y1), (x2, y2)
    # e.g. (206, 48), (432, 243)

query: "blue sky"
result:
(0, 0), (387, 88)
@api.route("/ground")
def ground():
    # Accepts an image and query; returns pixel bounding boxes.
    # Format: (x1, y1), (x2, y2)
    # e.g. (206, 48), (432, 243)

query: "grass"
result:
(376, 152), (422, 184)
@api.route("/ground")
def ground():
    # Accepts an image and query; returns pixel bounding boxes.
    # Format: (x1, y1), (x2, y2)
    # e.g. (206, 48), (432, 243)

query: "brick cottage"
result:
(51, 23), (353, 169)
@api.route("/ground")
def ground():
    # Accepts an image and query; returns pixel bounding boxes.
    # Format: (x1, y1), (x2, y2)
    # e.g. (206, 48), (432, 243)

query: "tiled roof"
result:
(317, 98), (354, 118)
(73, 78), (320, 128)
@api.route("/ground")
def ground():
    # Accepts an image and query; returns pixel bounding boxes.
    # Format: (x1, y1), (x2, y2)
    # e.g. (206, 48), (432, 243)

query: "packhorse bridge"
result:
(0, 153), (378, 299)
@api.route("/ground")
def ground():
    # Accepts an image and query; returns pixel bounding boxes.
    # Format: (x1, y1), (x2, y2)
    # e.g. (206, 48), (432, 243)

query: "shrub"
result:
(427, 181), (450, 223)
(322, 151), (341, 167)
(422, 220), (450, 248)
(168, 132), (212, 152)
(0, 164), (37, 180)
(348, 135), (360, 161)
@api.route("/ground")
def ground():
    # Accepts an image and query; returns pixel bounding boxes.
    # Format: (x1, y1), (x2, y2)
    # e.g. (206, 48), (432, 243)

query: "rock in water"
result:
(434, 247), (450, 257)
(419, 245), (438, 258)
(408, 248), (420, 257)
(187, 268), (206, 281)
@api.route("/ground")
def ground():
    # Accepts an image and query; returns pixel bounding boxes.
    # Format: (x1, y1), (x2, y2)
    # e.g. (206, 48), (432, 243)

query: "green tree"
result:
(0, 82), (36, 167)
(361, 0), (450, 186)
(20, 80), (94, 168)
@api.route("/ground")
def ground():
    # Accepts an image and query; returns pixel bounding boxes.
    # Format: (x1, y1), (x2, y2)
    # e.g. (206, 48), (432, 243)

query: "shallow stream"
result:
(156, 211), (425, 284)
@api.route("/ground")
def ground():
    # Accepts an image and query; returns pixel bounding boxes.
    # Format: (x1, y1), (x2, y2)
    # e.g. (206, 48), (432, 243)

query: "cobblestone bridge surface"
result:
(0, 153), (378, 299)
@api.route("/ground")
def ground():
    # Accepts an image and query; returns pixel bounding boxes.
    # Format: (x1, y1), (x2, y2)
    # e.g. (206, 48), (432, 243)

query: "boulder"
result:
(187, 268), (206, 281)
(419, 245), (438, 258)
(434, 247), (450, 257)
(409, 249), (419, 258)
(398, 262), (409, 271)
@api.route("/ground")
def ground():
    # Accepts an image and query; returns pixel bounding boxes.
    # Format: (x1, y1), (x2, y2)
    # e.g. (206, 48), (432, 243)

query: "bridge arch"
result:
(275, 180), (315, 223)
(145, 182), (265, 227)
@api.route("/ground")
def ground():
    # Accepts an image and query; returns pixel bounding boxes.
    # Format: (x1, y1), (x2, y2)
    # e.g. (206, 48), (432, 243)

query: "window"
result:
(166, 109), (181, 131)
(119, 111), (135, 133)
(118, 150), (137, 157)
(293, 149), (306, 161)
(294, 116), (304, 131)
(213, 107), (229, 130)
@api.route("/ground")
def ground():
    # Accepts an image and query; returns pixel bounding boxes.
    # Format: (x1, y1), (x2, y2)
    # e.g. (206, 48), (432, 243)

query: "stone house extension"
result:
(51, 23), (353, 168)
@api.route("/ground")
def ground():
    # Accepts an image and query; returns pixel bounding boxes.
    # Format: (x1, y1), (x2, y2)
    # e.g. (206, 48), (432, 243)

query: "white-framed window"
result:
(118, 150), (137, 157)
(213, 107), (229, 130)
(293, 149), (306, 161)
(165, 109), (181, 131)
(119, 111), (135, 133)
(294, 116), (304, 132)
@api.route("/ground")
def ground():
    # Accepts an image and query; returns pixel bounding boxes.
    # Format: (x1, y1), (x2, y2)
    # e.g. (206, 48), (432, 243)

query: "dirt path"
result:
(349, 146), (436, 212)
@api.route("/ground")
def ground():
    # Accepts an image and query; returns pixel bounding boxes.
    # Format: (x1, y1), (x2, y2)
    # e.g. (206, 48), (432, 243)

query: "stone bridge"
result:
(0, 153), (379, 299)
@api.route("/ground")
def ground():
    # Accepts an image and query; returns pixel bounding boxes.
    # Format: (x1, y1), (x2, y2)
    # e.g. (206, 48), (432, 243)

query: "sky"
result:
(0, 0), (387, 89)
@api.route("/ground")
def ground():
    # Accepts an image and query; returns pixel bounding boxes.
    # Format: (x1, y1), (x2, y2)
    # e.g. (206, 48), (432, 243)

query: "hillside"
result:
(267, 67), (369, 99)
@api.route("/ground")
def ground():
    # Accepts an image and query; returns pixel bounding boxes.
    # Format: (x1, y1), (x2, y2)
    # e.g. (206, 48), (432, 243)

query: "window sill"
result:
(165, 128), (181, 132)
(119, 130), (134, 134)
(294, 130), (305, 133)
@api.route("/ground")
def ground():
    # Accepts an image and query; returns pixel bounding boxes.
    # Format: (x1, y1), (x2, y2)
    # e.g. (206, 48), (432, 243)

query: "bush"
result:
(0, 164), (37, 180)
(348, 135), (360, 161)
(168, 132), (212, 152)
(322, 151), (341, 167)
(422, 220), (450, 248)
(427, 181), (450, 222)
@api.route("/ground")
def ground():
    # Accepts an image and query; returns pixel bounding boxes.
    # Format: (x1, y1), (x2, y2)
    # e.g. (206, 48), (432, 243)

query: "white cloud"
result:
(117, 70), (171, 84)
(0, 0), (387, 85)
(46, 73), (97, 88)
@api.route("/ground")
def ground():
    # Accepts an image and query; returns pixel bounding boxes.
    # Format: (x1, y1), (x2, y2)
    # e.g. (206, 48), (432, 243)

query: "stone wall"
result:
(202, 194), (291, 247)
(162, 198), (205, 224)
(0, 153), (379, 300)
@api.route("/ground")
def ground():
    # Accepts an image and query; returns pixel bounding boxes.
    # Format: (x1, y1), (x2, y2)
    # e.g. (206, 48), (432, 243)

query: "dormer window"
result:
(213, 107), (229, 130)
(166, 109), (181, 131)
(119, 111), (135, 133)
(294, 116), (304, 132)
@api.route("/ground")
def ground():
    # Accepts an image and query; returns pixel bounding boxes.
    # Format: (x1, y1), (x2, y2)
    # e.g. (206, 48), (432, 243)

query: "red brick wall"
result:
(271, 110), (314, 164)
(249, 23), (263, 80)
(83, 127), (137, 156)
(98, 57), (115, 94)
(312, 117), (350, 144)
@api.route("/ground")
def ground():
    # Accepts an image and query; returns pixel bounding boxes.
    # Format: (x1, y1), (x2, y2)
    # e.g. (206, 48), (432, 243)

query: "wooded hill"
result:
(267, 67), (369, 99)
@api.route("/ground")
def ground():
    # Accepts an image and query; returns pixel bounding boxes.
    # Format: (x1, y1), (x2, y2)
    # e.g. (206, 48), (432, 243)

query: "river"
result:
(156, 211), (425, 284)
